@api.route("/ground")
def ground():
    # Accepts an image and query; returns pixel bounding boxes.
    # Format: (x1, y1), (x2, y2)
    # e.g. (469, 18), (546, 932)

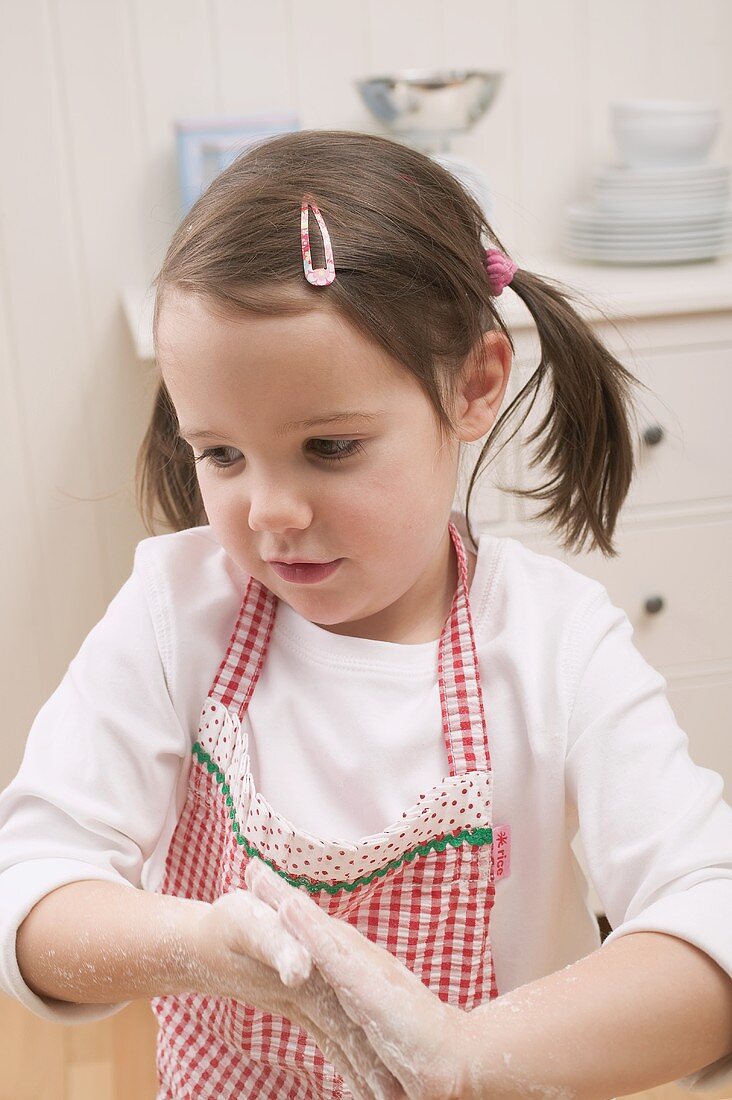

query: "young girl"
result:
(0, 129), (730, 1100)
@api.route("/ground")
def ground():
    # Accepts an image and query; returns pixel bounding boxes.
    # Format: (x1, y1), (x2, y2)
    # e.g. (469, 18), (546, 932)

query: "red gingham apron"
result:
(150, 520), (500, 1098)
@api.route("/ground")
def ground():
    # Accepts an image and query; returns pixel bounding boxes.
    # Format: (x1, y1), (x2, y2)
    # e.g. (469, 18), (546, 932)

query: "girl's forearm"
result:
(16, 879), (209, 1004)
(460, 931), (732, 1100)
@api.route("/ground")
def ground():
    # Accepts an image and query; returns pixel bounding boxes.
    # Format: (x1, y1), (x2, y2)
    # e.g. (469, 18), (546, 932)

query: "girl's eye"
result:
(193, 445), (241, 470)
(192, 438), (366, 471)
(310, 438), (367, 463)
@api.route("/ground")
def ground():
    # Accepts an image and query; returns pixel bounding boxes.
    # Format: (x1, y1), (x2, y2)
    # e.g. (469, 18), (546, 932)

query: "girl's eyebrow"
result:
(179, 411), (381, 443)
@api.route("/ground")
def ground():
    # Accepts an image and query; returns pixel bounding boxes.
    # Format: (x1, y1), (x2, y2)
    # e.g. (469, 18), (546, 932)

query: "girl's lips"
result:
(269, 559), (343, 584)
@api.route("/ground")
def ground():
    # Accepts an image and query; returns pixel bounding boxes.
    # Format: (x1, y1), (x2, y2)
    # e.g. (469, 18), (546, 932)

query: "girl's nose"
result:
(247, 490), (312, 533)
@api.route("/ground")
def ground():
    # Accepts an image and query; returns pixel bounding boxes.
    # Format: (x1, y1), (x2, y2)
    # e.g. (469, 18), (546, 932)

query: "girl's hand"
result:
(246, 859), (466, 1100)
(184, 884), (403, 1100)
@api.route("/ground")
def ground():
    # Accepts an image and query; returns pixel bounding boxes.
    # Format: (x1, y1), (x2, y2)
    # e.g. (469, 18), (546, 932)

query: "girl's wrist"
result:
(174, 897), (219, 995)
(455, 1003), (516, 1100)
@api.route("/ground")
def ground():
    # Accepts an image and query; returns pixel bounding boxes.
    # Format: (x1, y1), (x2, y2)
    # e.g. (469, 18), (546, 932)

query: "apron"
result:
(150, 520), (500, 1099)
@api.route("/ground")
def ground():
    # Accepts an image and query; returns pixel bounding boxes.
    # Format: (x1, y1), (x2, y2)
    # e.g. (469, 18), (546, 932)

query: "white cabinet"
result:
(450, 254), (732, 917)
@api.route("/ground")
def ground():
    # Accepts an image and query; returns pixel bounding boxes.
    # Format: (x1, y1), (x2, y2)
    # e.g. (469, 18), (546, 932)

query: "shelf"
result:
(122, 285), (156, 362)
(122, 252), (732, 362)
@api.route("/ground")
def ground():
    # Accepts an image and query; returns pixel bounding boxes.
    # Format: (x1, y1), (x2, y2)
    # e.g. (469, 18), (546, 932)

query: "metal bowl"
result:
(354, 69), (504, 139)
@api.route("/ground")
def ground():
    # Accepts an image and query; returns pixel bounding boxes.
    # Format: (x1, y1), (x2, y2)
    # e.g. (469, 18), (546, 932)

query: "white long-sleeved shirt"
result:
(1, 511), (730, 1091)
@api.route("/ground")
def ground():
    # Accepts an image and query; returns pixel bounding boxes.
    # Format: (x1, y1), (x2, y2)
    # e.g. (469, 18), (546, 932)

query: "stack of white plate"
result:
(564, 163), (732, 264)
(564, 100), (732, 265)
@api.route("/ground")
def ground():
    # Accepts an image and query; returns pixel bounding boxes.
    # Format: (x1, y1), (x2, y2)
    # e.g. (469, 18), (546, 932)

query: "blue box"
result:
(175, 112), (300, 215)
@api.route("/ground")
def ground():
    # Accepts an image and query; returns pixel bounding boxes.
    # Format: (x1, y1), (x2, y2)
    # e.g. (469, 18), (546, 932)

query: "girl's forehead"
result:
(158, 291), (359, 358)
(156, 292), (404, 396)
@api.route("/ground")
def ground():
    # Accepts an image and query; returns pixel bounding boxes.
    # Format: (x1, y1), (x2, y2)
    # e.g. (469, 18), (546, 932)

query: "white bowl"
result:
(611, 103), (720, 167)
(611, 99), (718, 116)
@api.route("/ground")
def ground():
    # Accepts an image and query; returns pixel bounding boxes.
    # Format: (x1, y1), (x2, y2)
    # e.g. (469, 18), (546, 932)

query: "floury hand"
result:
(246, 858), (465, 1100)
(185, 880), (403, 1100)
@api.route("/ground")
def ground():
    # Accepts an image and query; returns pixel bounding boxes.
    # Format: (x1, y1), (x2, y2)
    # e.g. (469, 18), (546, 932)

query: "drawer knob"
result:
(643, 423), (665, 446)
(644, 595), (665, 615)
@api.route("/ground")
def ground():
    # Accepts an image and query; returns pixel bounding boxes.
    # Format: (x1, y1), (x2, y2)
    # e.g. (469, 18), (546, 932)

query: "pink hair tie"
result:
(483, 248), (517, 296)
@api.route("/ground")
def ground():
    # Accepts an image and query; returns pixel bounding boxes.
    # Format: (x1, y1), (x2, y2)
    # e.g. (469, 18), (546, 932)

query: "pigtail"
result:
(465, 263), (645, 559)
(136, 377), (206, 535)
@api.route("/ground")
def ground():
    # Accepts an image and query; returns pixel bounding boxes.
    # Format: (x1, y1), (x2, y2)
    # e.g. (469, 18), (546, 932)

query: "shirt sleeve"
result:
(0, 543), (191, 1024)
(564, 583), (732, 1093)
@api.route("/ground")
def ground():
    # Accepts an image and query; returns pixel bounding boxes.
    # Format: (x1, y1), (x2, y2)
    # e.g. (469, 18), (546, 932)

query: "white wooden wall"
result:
(2, 0), (731, 785)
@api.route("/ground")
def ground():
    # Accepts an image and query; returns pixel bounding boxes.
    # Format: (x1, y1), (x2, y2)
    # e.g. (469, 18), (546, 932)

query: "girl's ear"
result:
(455, 330), (512, 443)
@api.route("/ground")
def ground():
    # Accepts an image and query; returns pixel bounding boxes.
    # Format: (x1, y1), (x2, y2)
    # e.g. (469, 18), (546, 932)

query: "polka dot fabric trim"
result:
(194, 697), (494, 893)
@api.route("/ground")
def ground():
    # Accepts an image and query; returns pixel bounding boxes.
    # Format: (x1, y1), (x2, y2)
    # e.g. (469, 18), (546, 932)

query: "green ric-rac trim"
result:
(192, 742), (493, 895)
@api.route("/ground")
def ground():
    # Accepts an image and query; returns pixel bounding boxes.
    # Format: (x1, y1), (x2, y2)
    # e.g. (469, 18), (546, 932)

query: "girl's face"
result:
(156, 290), (495, 642)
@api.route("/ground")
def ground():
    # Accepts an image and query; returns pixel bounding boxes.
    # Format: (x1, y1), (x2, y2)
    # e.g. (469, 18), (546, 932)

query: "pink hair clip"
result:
(483, 248), (517, 296)
(300, 194), (336, 286)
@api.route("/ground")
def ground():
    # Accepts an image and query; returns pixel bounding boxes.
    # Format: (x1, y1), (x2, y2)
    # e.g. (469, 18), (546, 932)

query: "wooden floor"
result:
(1, 992), (730, 1100)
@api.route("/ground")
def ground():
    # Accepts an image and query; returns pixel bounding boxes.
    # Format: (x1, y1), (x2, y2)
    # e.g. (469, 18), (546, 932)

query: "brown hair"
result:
(137, 128), (646, 557)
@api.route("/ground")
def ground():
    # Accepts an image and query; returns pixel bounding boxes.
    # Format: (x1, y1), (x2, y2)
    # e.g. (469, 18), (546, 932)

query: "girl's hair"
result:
(138, 128), (646, 557)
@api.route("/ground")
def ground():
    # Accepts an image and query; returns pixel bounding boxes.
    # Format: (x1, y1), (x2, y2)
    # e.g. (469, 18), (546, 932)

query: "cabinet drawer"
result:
(625, 345), (732, 510)
(507, 342), (732, 512)
(518, 518), (732, 670)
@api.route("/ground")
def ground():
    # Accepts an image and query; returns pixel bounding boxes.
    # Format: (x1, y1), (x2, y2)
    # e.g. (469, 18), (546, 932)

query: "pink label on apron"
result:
(491, 822), (511, 881)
